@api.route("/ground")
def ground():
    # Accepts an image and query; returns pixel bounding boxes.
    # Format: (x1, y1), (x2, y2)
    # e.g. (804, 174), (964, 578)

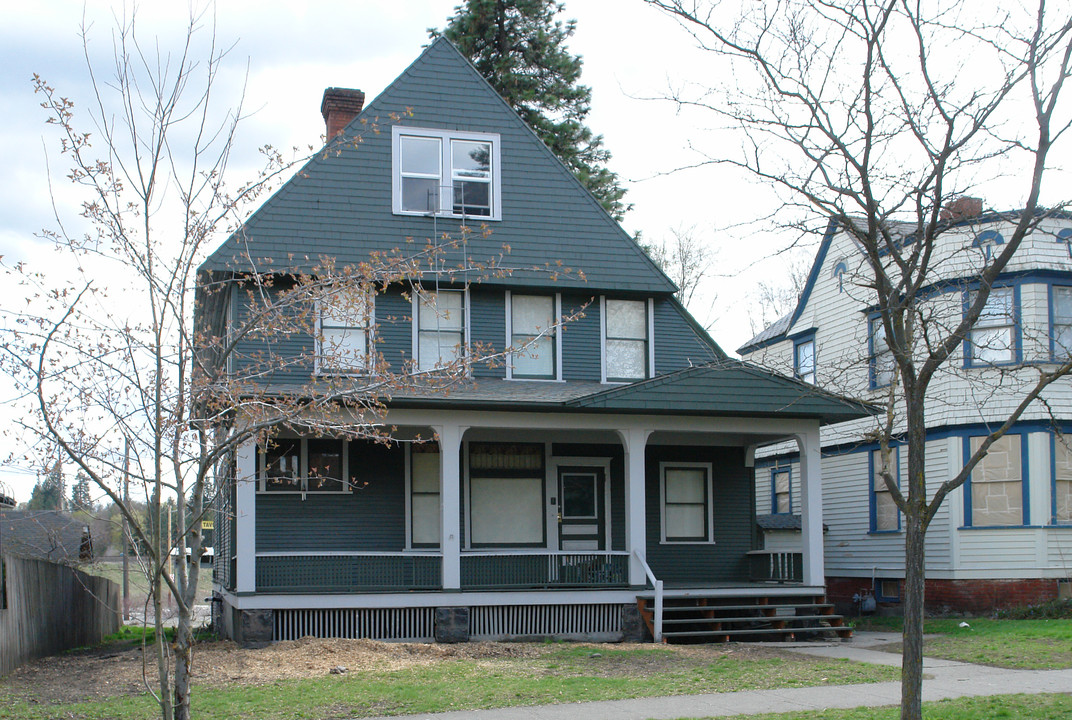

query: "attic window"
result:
(392, 126), (501, 220)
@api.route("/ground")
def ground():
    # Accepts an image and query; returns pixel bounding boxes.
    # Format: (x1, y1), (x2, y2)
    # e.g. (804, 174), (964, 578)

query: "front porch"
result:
(218, 403), (836, 643)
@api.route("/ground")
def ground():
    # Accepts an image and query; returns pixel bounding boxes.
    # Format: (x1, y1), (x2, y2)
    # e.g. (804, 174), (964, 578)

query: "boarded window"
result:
(970, 435), (1023, 526)
(605, 299), (648, 381)
(872, 449), (900, 532)
(411, 445), (441, 547)
(663, 465), (711, 542)
(870, 318), (895, 387)
(470, 477), (544, 545)
(1054, 435), (1072, 524)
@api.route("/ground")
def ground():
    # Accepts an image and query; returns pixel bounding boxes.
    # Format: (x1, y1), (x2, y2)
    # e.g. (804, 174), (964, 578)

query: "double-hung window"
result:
(794, 335), (816, 384)
(318, 289), (372, 373)
(509, 293), (558, 380)
(871, 448), (900, 532)
(965, 434), (1026, 526)
(661, 463), (714, 543)
(1051, 286), (1072, 360)
(259, 438), (348, 494)
(415, 290), (466, 371)
(393, 127), (501, 219)
(603, 298), (650, 382)
(967, 286), (1016, 365)
(870, 317), (895, 388)
(772, 468), (791, 514)
(468, 443), (545, 547)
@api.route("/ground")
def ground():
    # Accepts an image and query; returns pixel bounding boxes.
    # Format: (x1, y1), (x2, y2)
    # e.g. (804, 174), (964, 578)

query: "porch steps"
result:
(636, 594), (852, 644)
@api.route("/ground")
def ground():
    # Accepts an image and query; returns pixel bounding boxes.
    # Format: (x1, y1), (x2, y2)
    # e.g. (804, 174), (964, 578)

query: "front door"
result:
(558, 466), (606, 551)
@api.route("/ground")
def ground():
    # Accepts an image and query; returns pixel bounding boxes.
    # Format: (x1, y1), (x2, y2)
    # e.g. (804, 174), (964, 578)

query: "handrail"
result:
(632, 549), (663, 642)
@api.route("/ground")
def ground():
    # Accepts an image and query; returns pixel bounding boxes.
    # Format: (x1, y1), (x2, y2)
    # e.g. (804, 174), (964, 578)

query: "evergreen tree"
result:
(71, 470), (92, 512)
(26, 460), (64, 511)
(432, 0), (629, 220)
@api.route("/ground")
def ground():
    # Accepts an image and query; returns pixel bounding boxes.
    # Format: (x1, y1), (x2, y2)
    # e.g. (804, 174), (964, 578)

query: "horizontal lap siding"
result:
(958, 529), (1042, 568)
(470, 288), (504, 379)
(561, 293), (601, 381)
(645, 446), (753, 583)
(374, 288), (413, 373)
(652, 299), (721, 373)
(233, 283), (314, 387)
(256, 442), (405, 552)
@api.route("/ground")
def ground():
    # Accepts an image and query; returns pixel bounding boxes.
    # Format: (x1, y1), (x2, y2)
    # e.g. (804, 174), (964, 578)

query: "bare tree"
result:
(643, 224), (717, 311)
(747, 256), (810, 335)
(1, 9), (567, 720)
(648, 1), (1072, 718)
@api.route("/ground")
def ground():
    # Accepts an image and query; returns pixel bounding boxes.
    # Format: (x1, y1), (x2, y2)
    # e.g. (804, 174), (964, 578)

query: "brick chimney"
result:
(321, 88), (365, 140)
(940, 196), (984, 222)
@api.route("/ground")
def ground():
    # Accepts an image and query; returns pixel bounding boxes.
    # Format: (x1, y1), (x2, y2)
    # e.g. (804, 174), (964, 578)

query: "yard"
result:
(0, 636), (897, 720)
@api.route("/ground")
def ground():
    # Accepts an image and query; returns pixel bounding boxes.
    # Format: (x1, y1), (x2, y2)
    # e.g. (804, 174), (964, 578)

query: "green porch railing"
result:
(746, 550), (804, 583)
(460, 552), (630, 590)
(256, 553), (441, 592)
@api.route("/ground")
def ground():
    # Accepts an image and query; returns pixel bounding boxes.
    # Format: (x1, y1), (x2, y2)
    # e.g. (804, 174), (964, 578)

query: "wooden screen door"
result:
(558, 467), (606, 551)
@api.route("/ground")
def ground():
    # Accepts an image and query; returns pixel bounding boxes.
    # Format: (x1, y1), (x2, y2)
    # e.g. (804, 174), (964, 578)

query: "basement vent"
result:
(469, 603), (622, 640)
(274, 607), (434, 642)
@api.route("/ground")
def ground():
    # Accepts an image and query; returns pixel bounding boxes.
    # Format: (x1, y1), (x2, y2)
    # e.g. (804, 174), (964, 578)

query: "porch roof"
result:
(385, 360), (875, 425)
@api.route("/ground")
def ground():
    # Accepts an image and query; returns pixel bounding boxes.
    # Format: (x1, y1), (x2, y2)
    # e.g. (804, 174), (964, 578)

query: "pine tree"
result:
(432, 0), (629, 220)
(71, 471), (92, 512)
(26, 459), (65, 511)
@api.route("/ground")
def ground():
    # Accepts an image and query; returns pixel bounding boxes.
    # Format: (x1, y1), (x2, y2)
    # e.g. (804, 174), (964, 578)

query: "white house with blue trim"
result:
(740, 209), (1072, 612)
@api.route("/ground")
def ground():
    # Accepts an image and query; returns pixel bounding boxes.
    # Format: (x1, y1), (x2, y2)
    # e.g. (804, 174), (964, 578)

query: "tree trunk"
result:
(173, 602), (193, 720)
(901, 509), (926, 720)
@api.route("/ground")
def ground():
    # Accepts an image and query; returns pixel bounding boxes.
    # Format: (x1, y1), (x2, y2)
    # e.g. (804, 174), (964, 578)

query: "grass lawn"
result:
(0, 644), (899, 720)
(855, 616), (1072, 669)
(676, 693), (1072, 720)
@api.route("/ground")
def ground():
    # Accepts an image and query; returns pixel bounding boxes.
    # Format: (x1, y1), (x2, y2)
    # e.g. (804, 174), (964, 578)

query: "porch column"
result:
(795, 425), (825, 587)
(436, 423), (466, 590)
(235, 438), (257, 593)
(619, 427), (652, 586)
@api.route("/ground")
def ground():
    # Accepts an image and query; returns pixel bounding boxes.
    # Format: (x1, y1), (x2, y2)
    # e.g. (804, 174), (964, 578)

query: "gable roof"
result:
(201, 38), (675, 295)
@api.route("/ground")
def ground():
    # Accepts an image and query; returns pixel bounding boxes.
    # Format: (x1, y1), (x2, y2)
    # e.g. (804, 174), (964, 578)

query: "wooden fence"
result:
(0, 554), (120, 677)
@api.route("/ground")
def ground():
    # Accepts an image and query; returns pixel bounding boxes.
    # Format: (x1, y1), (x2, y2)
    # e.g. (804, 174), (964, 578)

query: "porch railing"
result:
(746, 550), (804, 583)
(460, 551), (630, 590)
(256, 552), (441, 592)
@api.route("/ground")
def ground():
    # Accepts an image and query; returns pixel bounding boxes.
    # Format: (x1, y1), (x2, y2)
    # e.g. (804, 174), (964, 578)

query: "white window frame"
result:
(412, 287), (470, 372)
(257, 438), (351, 495)
(1051, 285), (1072, 361)
(659, 461), (715, 544)
(600, 296), (655, 384)
(505, 291), (562, 381)
(967, 286), (1017, 366)
(315, 289), (374, 375)
(405, 444), (442, 549)
(392, 126), (502, 220)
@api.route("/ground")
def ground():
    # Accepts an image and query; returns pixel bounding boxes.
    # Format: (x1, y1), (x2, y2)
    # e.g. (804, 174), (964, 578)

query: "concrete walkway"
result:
(356, 632), (1072, 720)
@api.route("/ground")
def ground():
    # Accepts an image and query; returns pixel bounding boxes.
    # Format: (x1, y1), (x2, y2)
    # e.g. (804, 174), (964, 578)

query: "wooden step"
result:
(660, 613), (846, 625)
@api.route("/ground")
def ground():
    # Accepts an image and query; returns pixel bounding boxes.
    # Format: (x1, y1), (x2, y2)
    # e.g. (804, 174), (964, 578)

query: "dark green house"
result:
(199, 38), (867, 645)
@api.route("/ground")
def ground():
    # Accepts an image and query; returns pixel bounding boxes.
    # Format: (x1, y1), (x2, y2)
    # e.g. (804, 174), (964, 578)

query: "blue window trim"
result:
(971, 229), (1005, 260)
(1051, 432), (1072, 526)
(962, 433), (1030, 528)
(869, 445), (901, 533)
(1058, 228), (1072, 259)
(874, 578), (901, 602)
(868, 313), (892, 389)
(832, 260), (848, 293)
(962, 282), (1021, 368)
(793, 332), (817, 383)
(770, 467), (792, 514)
(1048, 282), (1072, 361)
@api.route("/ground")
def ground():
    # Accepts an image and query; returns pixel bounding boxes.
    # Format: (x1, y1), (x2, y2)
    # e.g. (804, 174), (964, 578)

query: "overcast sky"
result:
(1, 1), (1066, 502)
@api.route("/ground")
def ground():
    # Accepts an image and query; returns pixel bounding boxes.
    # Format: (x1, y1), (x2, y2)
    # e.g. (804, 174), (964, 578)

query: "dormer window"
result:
(317, 288), (373, 374)
(602, 298), (652, 383)
(392, 127), (501, 220)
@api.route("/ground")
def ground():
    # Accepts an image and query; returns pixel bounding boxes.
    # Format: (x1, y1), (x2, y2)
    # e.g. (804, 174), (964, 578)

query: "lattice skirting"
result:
(271, 603), (625, 642)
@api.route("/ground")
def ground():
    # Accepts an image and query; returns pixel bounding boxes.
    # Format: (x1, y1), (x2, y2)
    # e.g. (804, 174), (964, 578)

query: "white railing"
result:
(632, 549), (663, 642)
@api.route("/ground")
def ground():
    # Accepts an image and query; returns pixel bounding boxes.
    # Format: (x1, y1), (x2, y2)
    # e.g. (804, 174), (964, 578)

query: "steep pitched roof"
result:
(202, 38), (675, 295)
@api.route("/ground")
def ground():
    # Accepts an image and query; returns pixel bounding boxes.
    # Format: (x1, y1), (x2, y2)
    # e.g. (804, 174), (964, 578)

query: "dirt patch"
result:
(0, 637), (805, 705)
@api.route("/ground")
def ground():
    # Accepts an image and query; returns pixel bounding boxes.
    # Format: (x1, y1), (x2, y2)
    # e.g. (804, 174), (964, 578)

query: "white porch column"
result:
(619, 427), (652, 586)
(795, 425), (825, 587)
(235, 438), (257, 593)
(436, 423), (466, 590)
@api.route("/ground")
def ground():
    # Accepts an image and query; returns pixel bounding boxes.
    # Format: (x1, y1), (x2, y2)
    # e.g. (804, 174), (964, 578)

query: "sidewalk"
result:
(355, 632), (1072, 720)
